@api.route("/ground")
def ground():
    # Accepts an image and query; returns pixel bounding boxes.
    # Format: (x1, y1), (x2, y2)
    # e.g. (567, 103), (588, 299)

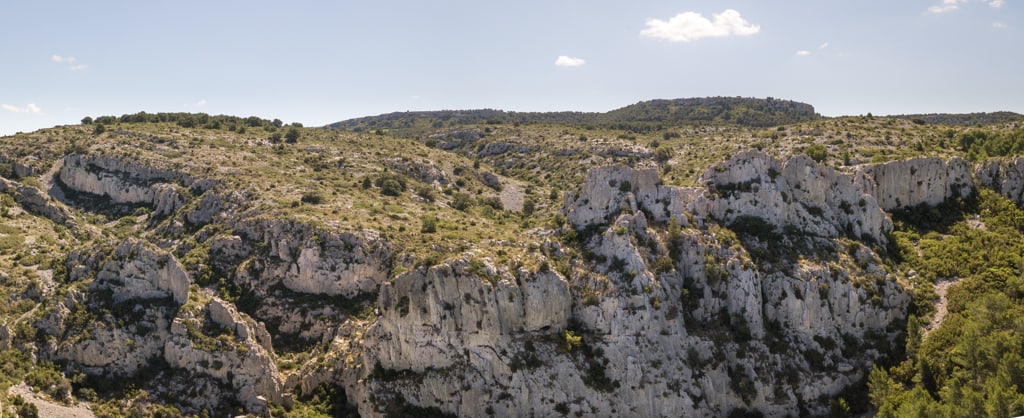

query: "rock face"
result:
(976, 156), (1024, 204)
(859, 157), (973, 210)
(164, 298), (283, 415)
(92, 239), (190, 305)
(357, 259), (574, 417)
(57, 154), (212, 216)
(231, 217), (393, 298)
(698, 151), (892, 244)
(0, 177), (72, 224)
(366, 259), (571, 372)
(568, 151), (893, 243)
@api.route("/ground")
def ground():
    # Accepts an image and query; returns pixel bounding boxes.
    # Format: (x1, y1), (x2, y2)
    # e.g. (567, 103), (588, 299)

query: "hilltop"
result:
(0, 100), (1023, 417)
(325, 96), (820, 137)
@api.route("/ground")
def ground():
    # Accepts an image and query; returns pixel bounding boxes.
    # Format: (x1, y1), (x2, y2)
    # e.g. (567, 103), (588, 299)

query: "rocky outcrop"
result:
(92, 239), (190, 305)
(164, 298), (282, 415)
(357, 258), (572, 416)
(56, 154), (215, 217)
(858, 157), (973, 210)
(699, 151), (892, 244)
(383, 157), (450, 186)
(0, 177), (73, 224)
(567, 151), (894, 244)
(975, 156), (1024, 204)
(427, 129), (485, 150)
(366, 258), (570, 372)
(231, 217), (393, 298)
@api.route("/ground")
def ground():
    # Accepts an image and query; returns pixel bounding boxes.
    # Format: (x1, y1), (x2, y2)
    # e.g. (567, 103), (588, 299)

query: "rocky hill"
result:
(1, 106), (1024, 417)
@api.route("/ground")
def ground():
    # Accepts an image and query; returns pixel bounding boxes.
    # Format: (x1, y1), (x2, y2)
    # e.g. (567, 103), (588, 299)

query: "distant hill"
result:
(324, 97), (820, 136)
(890, 111), (1024, 126)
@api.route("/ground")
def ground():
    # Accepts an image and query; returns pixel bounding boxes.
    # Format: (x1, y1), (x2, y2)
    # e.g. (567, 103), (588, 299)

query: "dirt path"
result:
(924, 277), (964, 337)
(8, 382), (95, 418)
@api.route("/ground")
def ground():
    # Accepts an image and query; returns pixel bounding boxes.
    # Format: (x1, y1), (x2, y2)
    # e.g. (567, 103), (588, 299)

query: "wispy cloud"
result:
(52, 54), (87, 71)
(993, 22), (1008, 29)
(796, 50), (811, 56)
(819, 42), (830, 49)
(2, 103), (42, 114)
(554, 55), (586, 67)
(640, 9), (760, 42)
(51, 54), (76, 64)
(196, 99), (208, 108)
(929, 0), (1004, 13)
(929, 0), (963, 13)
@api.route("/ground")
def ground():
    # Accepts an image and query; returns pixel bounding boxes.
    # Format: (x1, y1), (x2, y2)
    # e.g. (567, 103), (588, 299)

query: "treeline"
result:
(956, 127), (1024, 161)
(82, 112), (301, 131)
(892, 112), (1023, 126)
(325, 97), (820, 135)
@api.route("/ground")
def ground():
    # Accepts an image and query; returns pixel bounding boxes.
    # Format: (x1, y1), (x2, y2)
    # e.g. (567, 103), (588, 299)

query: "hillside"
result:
(1, 104), (1024, 417)
(324, 97), (820, 138)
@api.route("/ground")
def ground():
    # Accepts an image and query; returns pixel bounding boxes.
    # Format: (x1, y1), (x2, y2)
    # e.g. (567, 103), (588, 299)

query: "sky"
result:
(1, 0), (1021, 135)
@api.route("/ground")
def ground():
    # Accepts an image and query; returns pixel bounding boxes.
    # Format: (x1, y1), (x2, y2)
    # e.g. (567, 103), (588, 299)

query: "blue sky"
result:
(1, 1), (1020, 135)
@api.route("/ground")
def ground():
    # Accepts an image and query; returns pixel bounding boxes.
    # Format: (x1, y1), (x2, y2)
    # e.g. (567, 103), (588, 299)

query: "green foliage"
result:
(375, 172), (408, 196)
(875, 188), (1024, 417)
(804, 143), (828, 163)
(300, 191), (324, 205)
(420, 215), (438, 234)
(958, 127), (1024, 161)
(285, 127), (301, 143)
(450, 192), (472, 211)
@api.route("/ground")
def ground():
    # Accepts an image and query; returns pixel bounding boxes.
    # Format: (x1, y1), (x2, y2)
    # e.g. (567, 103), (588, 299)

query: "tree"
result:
(93, 123), (106, 135)
(81, 116), (93, 125)
(285, 127), (301, 143)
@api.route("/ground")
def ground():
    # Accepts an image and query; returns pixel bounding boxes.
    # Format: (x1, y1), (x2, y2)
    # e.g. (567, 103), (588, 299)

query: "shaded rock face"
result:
(56, 154), (213, 217)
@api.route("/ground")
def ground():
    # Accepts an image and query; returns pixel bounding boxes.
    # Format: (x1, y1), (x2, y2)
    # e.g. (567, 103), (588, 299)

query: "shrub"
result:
(804, 144), (828, 163)
(300, 192), (324, 204)
(284, 127), (301, 143)
(421, 215), (438, 233)
(450, 192), (472, 211)
(375, 173), (407, 196)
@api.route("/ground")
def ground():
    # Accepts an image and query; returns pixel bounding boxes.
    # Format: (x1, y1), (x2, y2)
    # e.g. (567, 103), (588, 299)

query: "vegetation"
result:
(2, 98), (1024, 416)
(871, 189), (1024, 417)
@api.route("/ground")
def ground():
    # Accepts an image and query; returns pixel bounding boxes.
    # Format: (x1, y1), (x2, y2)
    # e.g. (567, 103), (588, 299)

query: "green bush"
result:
(804, 144), (828, 163)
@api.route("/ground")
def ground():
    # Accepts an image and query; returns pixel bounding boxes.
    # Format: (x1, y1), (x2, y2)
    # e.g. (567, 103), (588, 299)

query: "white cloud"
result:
(640, 9), (760, 42)
(796, 50), (811, 56)
(196, 99), (207, 107)
(2, 103), (42, 114)
(929, 0), (963, 13)
(51, 54), (76, 64)
(929, 0), (1003, 13)
(993, 22), (1008, 28)
(52, 54), (88, 71)
(819, 42), (830, 49)
(554, 55), (586, 67)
